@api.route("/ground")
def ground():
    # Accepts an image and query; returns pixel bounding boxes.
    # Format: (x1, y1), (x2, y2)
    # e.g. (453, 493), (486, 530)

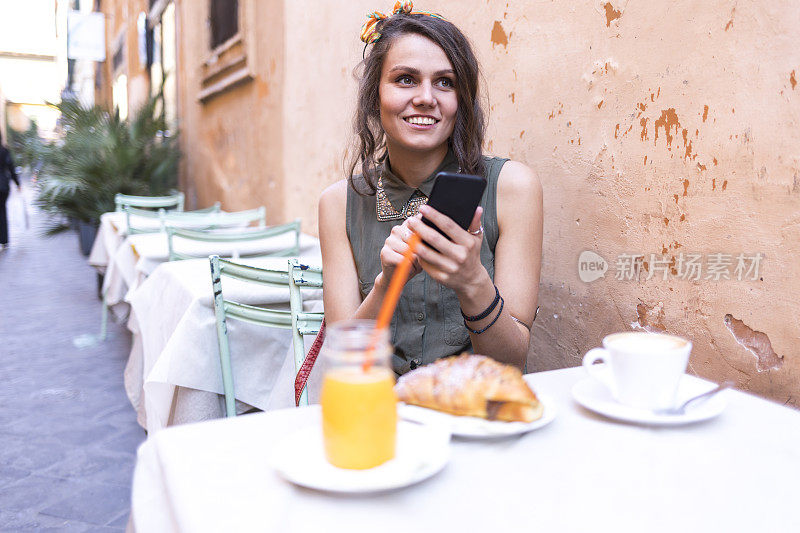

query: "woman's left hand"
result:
(406, 205), (491, 297)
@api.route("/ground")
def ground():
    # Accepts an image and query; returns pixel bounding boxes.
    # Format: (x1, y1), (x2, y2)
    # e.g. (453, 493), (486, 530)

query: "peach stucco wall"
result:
(182, 1), (800, 405)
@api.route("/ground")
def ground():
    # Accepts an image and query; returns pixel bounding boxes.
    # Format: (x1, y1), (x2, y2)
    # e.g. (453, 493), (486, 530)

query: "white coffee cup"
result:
(582, 332), (692, 410)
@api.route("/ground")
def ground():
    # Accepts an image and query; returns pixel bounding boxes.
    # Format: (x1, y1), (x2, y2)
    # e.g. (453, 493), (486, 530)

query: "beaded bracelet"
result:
(464, 295), (504, 335)
(460, 284), (500, 322)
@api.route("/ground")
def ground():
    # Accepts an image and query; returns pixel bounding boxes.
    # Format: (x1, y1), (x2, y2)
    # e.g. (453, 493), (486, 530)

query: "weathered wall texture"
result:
(273, 0), (800, 406)
(175, 0), (286, 220)
(473, 0), (800, 406)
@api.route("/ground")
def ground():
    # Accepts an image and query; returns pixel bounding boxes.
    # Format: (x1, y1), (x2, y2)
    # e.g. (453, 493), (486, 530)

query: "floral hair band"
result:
(360, 1), (445, 44)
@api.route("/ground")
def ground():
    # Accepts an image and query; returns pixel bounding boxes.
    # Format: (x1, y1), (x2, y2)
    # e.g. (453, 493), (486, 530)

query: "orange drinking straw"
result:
(363, 232), (422, 372)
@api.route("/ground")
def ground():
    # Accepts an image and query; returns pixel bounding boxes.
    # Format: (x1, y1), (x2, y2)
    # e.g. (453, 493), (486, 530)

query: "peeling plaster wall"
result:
(476, 0), (799, 406)
(505, 0), (797, 407)
(175, 0), (286, 219)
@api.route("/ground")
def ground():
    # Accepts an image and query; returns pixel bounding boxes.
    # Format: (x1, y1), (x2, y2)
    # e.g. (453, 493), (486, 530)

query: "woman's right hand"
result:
(375, 219), (422, 292)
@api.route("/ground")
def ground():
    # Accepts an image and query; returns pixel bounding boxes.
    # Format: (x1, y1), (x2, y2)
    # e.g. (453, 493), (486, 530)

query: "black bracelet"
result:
(460, 284), (500, 322)
(464, 295), (504, 335)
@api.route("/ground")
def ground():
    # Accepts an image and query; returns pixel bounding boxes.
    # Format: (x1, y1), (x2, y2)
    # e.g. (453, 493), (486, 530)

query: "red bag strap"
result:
(294, 319), (326, 406)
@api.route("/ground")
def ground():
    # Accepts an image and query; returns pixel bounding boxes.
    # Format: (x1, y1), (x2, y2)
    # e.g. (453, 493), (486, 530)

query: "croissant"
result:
(394, 354), (543, 422)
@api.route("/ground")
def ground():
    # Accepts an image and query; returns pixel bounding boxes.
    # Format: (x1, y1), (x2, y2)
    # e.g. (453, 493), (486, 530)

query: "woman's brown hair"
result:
(348, 13), (486, 194)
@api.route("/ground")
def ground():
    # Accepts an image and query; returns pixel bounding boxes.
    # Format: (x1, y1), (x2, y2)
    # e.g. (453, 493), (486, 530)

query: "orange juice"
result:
(321, 366), (397, 470)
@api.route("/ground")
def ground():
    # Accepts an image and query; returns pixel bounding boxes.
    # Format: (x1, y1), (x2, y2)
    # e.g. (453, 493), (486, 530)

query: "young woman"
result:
(318, 1), (542, 373)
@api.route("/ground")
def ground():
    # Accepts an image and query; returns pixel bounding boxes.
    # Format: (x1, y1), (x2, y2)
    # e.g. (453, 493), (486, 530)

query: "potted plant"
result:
(35, 92), (180, 255)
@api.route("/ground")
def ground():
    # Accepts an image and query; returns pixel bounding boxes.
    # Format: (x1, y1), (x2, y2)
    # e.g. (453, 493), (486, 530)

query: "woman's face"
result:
(378, 33), (458, 156)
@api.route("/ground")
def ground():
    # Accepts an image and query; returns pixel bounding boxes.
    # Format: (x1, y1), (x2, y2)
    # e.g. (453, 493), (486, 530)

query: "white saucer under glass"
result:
(271, 420), (451, 493)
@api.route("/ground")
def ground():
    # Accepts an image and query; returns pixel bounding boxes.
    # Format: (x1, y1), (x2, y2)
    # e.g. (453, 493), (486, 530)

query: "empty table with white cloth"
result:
(124, 243), (323, 433)
(131, 366), (800, 533)
(88, 209), (231, 272)
(88, 208), (246, 273)
(88, 210), (300, 314)
(110, 228), (316, 310)
(88, 211), (138, 274)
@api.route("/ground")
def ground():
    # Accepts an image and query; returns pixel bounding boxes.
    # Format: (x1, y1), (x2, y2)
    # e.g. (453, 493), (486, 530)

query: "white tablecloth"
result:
(88, 211), (145, 320)
(88, 212), (130, 273)
(131, 366), (800, 533)
(125, 245), (323, 434)
(88, 210), (308, 313)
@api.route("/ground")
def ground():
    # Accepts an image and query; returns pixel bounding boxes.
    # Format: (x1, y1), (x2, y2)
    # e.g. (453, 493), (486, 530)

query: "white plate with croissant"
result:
(395, 354), (557, 438)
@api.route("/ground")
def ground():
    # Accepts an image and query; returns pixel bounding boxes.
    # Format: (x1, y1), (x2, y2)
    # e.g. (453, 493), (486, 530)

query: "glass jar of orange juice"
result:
(320, 320), (397, 470)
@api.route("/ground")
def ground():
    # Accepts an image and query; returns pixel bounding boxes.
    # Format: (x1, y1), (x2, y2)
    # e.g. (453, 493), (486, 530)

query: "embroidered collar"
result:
(375, 150), (459, 221)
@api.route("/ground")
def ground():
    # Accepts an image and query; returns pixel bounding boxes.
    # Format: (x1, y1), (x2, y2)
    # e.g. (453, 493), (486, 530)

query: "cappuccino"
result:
(583, 331), (692, 410)
(605, 332), (688, 354)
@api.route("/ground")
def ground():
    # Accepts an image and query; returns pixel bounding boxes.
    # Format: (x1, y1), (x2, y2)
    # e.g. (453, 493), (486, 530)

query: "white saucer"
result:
(398, 392), (556, 439)
(572, 376), (727, 426)
(271, 421), (450, 493)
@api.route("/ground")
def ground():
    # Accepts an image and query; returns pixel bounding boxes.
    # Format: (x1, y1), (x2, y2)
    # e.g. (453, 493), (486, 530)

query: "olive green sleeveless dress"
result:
(346, 150), (507, 375)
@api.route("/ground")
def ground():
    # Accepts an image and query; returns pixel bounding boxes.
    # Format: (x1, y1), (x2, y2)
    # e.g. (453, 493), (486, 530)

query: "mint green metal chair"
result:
(166, 218), (300, 261)
(115, 192), (185, 212)
(77, 201), (195, 345)
(80, 202), (226, 347)
(160, 205), (265, 233)
(85, 206), (266, 347)
(123, 203), (222, 235)
(210, 256), (323, 416)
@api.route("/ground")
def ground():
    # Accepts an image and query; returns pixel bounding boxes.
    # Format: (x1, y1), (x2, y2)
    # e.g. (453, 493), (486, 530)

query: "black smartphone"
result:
(421, 172), (487, 247)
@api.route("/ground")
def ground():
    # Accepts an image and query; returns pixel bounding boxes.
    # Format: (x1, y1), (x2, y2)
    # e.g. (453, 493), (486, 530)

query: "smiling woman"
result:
(318, 1), (543, 374)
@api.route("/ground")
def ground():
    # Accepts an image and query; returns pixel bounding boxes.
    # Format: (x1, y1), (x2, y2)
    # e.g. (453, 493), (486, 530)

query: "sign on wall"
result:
(67, 11), (106, 62)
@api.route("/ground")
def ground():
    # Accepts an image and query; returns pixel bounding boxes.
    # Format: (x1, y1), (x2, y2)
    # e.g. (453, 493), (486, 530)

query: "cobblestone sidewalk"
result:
(0, 180), (143, 531)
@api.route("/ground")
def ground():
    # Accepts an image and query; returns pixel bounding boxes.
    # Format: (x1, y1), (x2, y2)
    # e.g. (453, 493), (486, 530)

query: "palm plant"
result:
(36, 92), (180, 235)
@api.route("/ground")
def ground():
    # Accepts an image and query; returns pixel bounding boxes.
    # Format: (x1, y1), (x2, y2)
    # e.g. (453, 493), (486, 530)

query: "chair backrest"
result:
(209, 255), (323, 416)
(124, 202), (223, 235)
(160, 205), (264, 232)
(166, 218), (300, 261)
(115, 192), (185, 212)
(185, 202), (223, 215)
(123, 206), (165, 235)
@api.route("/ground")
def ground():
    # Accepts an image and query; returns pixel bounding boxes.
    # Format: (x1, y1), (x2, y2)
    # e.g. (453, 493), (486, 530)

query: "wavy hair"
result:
(348, 13), (486, 195)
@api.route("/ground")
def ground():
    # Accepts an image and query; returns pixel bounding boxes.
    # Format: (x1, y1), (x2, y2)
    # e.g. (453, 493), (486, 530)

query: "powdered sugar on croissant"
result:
(394, 354), (543, 422)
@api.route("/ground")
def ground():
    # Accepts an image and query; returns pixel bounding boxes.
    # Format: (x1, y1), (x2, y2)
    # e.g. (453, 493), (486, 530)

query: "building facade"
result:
(95, 0), (283, 217)
(95, 0), (152, 120)
(0, 0), (70, 138)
